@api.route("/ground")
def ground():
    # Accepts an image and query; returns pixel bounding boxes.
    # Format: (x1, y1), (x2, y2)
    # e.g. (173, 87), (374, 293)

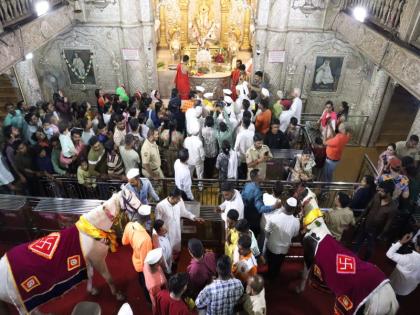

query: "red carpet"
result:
(1, 243), (418, 314)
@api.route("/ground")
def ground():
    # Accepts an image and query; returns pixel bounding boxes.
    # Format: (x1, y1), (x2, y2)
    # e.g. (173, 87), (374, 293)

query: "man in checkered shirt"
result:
(195, 255), (244, 315)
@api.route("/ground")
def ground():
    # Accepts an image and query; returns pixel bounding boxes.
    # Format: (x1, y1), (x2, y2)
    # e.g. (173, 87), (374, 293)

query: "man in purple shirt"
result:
(186, 238), (217, 299)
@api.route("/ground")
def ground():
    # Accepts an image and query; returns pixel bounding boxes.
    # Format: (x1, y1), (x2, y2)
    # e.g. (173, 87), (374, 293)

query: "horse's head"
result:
(295, 186), (324, 230)
(118, 188), (142, 217)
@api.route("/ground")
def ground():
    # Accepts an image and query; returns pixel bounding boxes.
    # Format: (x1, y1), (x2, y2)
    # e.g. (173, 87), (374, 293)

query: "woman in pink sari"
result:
(318, 101), (337, 141)
(144, 248), (167, 314)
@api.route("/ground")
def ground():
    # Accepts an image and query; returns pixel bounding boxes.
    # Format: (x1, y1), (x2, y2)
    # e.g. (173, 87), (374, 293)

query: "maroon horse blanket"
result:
(314, 235), (388, 315)
(6, 226), (87, 312)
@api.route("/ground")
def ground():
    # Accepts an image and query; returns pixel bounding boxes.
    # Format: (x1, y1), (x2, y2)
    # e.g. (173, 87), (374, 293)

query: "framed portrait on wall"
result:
(311, 56), (344, 92)
(62, 49), (96, 85)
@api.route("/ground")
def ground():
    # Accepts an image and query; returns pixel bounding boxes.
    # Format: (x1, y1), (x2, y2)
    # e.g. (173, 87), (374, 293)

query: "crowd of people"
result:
(0, 60), (419, 314)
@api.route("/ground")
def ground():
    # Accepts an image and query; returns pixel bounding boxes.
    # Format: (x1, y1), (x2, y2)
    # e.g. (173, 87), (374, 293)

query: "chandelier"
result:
(292, 0), (326, 17)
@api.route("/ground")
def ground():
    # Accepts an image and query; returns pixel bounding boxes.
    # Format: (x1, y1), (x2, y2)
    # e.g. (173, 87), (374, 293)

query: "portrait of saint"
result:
(311, 56), (344, 92)
(63, 49), (96, 85)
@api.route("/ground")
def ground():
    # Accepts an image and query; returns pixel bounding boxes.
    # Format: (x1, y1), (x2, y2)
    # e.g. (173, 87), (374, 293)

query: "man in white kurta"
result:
(279, 88), (302, 132)
(183, 120), (205, 180)
(216, 182), (244, 226)
(155, 188), (204, 255)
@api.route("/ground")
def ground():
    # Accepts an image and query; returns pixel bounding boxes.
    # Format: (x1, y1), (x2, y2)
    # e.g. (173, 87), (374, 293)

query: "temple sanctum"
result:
(155, 0), (256, 96)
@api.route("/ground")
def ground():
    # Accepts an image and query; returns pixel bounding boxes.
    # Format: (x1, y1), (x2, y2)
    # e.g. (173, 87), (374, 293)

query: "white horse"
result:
(0, 189), (141, 315)
(296, 187), (399, 315)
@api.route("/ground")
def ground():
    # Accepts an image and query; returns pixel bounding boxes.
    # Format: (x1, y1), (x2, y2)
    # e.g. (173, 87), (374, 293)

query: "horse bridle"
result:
(120, 189), (140, 222)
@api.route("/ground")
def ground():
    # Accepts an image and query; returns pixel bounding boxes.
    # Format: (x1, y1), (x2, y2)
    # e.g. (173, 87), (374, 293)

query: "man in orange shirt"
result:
(323, 123), (350, 182)
(232, 234), (257, 284)
(122, 204), (153, 302)
(255, 98), (272, 135)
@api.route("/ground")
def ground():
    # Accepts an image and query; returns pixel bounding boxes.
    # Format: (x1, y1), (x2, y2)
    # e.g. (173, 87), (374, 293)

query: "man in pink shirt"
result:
(186, 238), (217, 299)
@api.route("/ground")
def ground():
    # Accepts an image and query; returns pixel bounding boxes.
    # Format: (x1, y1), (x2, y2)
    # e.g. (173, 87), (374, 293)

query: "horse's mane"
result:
(83, 192), (122, 231)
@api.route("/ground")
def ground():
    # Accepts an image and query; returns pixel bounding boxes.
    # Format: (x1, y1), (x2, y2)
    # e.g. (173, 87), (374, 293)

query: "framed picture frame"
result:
(311, 56), (345, 93)
(62, 49), (96, 86)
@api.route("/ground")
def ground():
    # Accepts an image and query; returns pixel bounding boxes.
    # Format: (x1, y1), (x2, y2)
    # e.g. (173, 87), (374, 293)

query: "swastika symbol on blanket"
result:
(33, 237), (56, 251)
(336, 254), (356, 274)
(28, 232), (61, 260)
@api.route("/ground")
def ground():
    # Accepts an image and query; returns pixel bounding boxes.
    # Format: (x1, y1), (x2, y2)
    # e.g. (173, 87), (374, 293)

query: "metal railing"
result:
(343, 0), (406, 34)
(357, 153), (379, 182)
(36, 175), (359, 209)
(301, 113), (369, 146)
(0, 0), (64, 29)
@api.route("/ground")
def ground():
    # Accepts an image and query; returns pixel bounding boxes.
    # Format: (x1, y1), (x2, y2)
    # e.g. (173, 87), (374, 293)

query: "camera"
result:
(256, 49), (261, 56)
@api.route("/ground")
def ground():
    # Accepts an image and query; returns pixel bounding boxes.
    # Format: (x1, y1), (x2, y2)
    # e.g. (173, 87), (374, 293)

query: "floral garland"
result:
(62, 52), (93, 83)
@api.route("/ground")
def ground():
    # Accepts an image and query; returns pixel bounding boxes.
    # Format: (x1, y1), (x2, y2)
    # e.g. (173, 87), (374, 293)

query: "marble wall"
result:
(257, 1), (373, 115)
(33, 26), (124, 104)
(31, 0), (157, 104)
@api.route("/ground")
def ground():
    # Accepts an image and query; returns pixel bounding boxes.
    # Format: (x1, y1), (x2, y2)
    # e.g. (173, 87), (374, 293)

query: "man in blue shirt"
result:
(241, 169), (281, 237)
(125, 168), (160, 205)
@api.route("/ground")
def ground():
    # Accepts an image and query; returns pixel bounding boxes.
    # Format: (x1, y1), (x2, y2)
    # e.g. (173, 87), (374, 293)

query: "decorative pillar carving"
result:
(14, 60), (43, 107)
(139, 0), (158, 91)
(158, 5), (168, 48)
(359, 67), (393, 146)
(241, 3), (251, 50)
(220, 0), (230, 48)
(179, 0), (189, 46)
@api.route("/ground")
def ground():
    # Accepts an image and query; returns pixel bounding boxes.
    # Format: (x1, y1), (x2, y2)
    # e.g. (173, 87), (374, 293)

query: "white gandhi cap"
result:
(145, 248), (163, 265)
(138, 205), (151, 216)
(223, 89), (232, 95)
(126, 168), (140, 180)
(196, 86), (205, 92)
(286, 197), (297, 207)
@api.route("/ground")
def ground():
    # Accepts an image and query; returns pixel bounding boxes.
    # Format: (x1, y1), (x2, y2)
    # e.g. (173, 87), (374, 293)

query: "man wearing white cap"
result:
(144, 248), (167, 311)
(264, 196), (300, 278)
(122, 204), (153, 302)
(196, 86), (205, 100)
(279, 88), (302, 132)
(156, 187), (204, 258)
(125, 168), (160, 205)
(183, 120), (205, 182)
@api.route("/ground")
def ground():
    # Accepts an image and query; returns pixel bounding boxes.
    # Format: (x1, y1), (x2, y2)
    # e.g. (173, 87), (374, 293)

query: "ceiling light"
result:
(353, 6), (367, 23)
(35, 1), (50, 17)
(25, 53), (33, 60)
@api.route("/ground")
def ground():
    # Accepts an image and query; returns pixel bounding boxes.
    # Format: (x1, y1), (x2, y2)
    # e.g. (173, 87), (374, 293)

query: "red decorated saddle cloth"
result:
(6, 226), (87, 313)
(314, 235), (388, 315)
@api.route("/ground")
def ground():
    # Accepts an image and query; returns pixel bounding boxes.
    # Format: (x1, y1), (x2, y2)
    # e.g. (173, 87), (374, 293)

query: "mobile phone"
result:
(264, 151), (269, 156)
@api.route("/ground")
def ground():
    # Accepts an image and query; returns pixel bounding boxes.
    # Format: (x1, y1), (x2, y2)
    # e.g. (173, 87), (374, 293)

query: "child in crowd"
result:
(232, 234), (257, 284)
(77, 159), (97, 188)
(225, 209), (240, 260)
(152, 219), (173, 275)
(235, 219), (261, 261)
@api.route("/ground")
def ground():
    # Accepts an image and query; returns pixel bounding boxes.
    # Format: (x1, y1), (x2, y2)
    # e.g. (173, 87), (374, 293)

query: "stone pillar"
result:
(252, 0), (270, 72)
(13, 59), (43, 107)
(139, 0), (158, 92)
(359, 67), (393, 146)
(119, 0), (144, 93)
(408, 109), (420, 138)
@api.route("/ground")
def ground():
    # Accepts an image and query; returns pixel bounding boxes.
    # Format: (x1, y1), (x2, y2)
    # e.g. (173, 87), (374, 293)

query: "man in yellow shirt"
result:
(122, 204), (153, 302)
